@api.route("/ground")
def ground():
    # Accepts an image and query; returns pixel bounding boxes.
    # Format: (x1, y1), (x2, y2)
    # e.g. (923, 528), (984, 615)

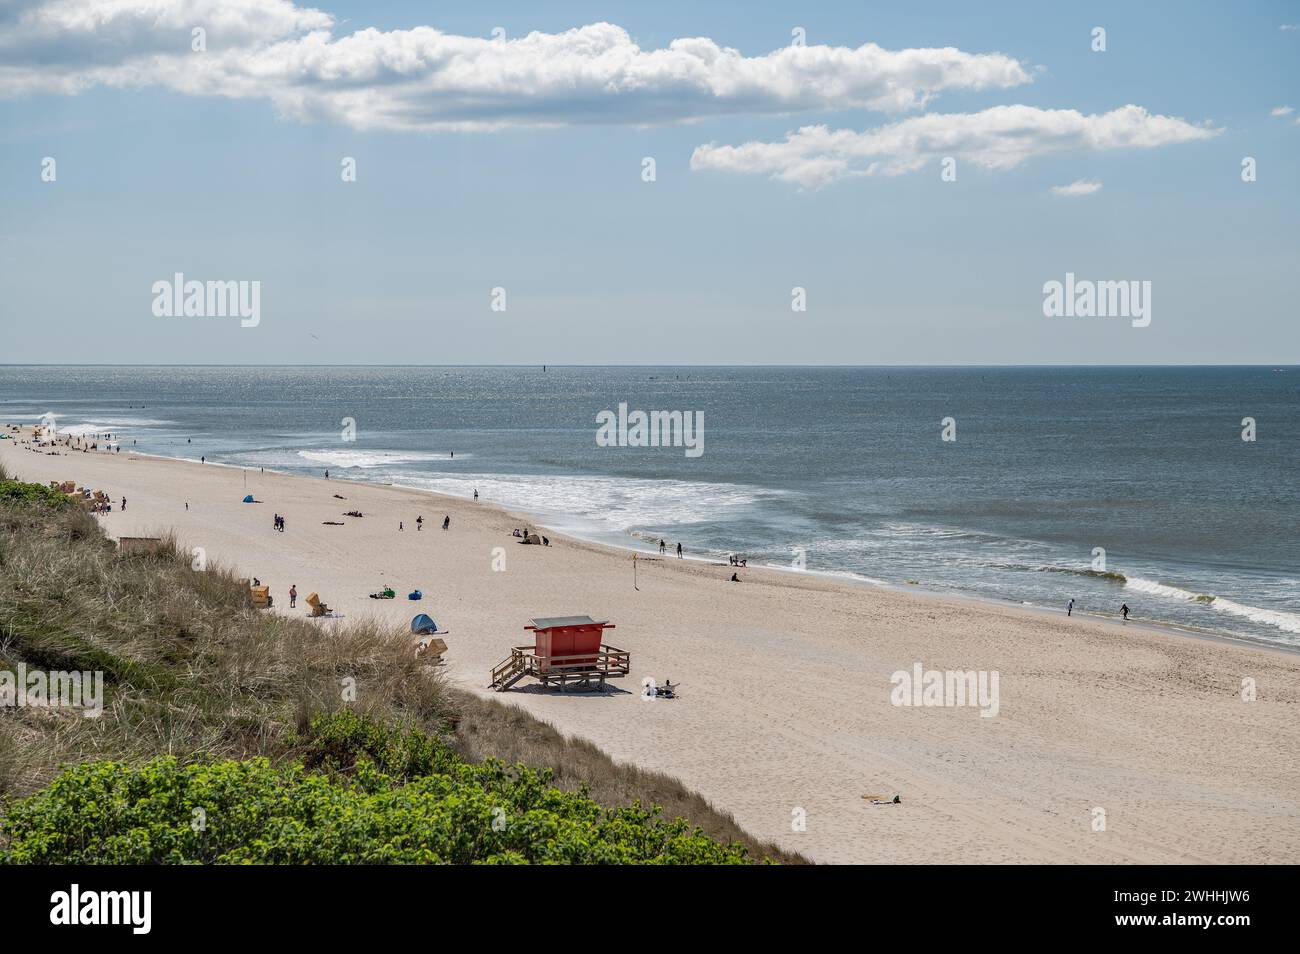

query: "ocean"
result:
(3, 365), (1297, 646)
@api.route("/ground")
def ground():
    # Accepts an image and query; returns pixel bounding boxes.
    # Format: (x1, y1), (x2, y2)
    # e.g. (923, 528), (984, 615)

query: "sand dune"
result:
(5, 430), (1298, 864)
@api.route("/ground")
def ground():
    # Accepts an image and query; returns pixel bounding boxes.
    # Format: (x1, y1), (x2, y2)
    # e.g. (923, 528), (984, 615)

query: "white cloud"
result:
(0, 0), (333, 95)
(1280, 24), (1299, 31)
(690, 105), (1222, 188)
(1271, 105), (1295, 116)
(0, 0), (1033, 129)
(1051, 179), (1103, 196)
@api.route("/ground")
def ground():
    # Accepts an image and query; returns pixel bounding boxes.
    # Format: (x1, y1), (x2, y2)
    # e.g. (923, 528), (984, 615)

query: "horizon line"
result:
(1, 363), (1296, 370)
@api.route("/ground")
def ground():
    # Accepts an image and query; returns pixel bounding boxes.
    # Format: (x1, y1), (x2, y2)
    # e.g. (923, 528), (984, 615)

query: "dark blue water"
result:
(3, 366), (1297, 644)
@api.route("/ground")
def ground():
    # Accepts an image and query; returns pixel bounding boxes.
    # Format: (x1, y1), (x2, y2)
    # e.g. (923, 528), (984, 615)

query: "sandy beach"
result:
(5, 428), (1298, 865)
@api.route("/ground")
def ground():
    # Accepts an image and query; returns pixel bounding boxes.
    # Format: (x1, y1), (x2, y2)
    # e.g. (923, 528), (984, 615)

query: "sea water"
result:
(3, 365), (1296, 645)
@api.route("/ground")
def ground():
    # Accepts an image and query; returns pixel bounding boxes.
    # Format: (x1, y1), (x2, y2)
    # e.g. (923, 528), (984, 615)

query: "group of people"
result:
(1066, 598), (1130, 621)
(253, 578), (299, 609)
(272, 513), (286, 532)
(657, 539), (684, 558)
(643, 678), (678, 700)
(400, 515), (450, 532)
(513, 527), (551, 546)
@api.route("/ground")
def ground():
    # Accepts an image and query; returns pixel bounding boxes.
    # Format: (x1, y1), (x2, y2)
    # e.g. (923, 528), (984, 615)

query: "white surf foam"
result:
(1124, 577), (1207, 601)
(1125, 577), (1300, 635)
(394, 472), (775, 537)
(1210, 598), (1300, 635)
(51, 417), (174, 436)
(297, 449), (469, 469)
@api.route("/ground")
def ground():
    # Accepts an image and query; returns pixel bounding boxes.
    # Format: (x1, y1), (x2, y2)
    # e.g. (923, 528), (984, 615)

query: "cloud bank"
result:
(0, 0), (1032, 129)
(690, 105), (1221, 188)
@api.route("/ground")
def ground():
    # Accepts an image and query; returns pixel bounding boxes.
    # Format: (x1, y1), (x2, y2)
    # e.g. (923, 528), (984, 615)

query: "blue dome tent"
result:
(410, 614), (439, 634)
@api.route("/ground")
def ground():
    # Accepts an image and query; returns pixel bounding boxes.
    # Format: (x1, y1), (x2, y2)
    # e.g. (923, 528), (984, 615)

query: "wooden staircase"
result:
(490, 651), (528, 691)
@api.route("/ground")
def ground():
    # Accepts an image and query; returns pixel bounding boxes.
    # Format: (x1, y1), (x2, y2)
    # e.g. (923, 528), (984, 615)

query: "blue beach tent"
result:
(410, 614), (439, 634)
(242, 494), (255, 503)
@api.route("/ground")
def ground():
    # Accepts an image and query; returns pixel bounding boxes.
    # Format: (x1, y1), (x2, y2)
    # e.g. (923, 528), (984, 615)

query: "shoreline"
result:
(104, 444), (1300, 659)
(403, 473), (1300, 659)
(6, 424), (1300, 864)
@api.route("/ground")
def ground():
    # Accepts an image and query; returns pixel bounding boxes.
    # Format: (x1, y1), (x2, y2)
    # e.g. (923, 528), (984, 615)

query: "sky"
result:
(1, 0), (1297, 365)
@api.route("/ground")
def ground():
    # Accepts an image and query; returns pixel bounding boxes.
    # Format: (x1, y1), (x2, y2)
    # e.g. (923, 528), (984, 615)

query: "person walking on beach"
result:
(473, 489), (479, 501)
(676, 542), (683, 559)
(416, 515), (423, 531)
(185, 502), (188, 511)
(1067, 598), (1074, 617)
(442, 515), (450, 530)
(659, 539), (666, 554)
(1120, 603), (1130, 621)
(399, 521), (404, 531)
(325, 469), (330, 479)
(121, 497), (126, 511)
(289, 585), (297, 609)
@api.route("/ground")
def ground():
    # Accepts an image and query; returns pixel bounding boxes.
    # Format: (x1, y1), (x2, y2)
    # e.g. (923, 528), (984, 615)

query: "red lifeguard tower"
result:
(490, 616), (630, 692)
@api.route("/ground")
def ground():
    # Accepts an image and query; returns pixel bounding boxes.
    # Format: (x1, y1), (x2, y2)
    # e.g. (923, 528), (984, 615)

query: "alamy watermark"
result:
(151, 273), (260, 327)
(1042, 272), (1150, 328)
(890, 662), (999, 718)
(1, 664), (104, 718)
(595, 403), (704, 458)
(50, 884), (150, 934)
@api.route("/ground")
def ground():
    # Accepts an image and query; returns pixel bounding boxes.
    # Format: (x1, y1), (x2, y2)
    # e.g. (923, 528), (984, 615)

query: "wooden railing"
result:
(491, 645), (630, 688)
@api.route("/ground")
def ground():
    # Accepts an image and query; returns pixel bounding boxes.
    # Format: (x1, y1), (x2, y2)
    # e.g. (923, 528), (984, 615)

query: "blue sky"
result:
(1, 0), (1297, 364)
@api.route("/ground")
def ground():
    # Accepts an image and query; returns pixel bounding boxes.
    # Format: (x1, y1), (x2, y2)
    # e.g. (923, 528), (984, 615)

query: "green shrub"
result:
(0, 479), (73, 509)
(0, 714), (749, 865)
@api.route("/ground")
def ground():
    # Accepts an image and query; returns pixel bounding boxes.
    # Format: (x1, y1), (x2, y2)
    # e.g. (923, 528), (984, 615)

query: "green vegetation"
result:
(0, 464), (793, 864)
(0, 479), (73, 509)
(1, 712), (748, 864)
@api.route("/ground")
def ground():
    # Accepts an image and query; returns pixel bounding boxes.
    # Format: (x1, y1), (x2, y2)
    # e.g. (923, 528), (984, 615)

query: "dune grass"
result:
(0, 461), (802, 863)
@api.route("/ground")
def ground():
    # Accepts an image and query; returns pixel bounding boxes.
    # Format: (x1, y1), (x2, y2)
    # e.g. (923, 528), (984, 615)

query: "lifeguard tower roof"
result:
(527, 615), (607, 630)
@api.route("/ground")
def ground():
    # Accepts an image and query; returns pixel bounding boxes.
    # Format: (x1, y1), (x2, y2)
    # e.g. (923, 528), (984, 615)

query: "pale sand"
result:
(5, 430), (1299, 864)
